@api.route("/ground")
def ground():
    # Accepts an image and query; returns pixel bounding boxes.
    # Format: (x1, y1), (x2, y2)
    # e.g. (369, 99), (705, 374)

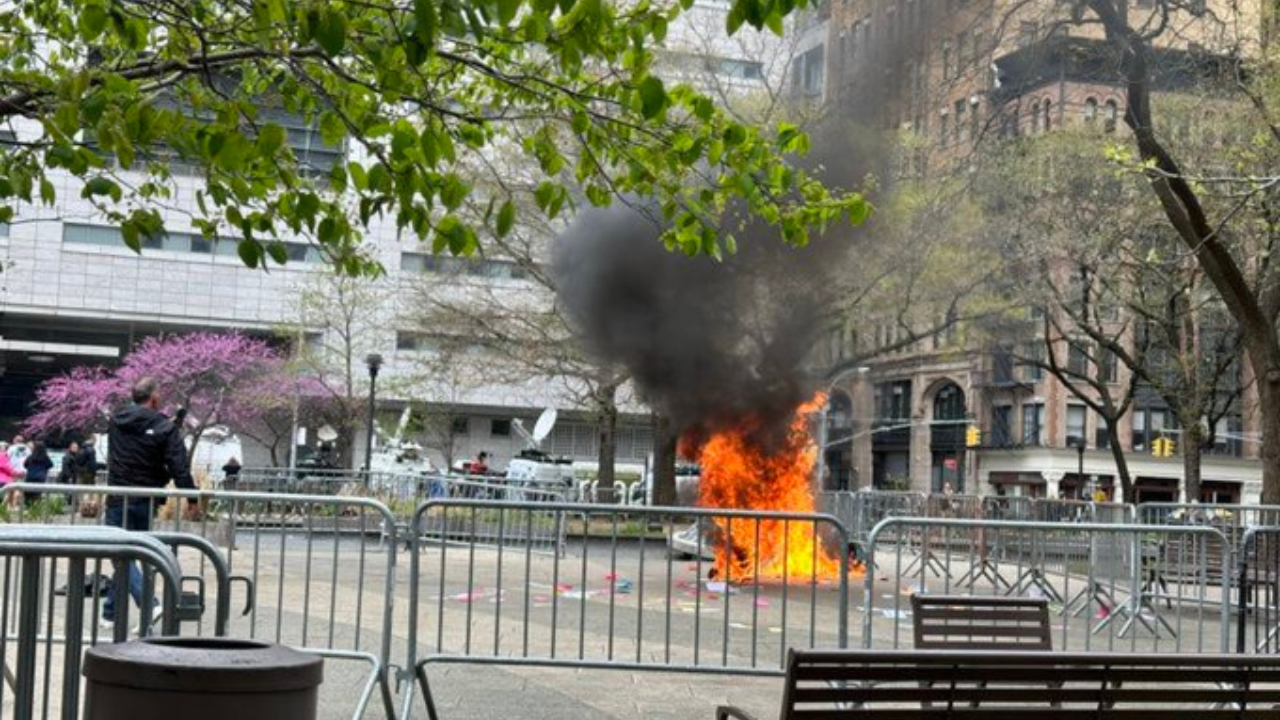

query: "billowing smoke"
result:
(552, 134), (870, 451)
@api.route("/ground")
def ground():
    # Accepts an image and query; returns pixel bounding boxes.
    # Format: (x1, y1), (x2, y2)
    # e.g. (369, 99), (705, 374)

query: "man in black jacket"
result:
(103, 377), (200, 629)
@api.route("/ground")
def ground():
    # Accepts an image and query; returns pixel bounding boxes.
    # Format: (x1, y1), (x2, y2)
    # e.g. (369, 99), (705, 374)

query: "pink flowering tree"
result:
(228, 375), (343, 468)
(25, 332), (306, 468)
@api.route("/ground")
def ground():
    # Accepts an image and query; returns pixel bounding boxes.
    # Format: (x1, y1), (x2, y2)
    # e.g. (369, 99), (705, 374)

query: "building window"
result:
(1022, 342), (1045, 381)
(941, 42), (952, 80)
(1095, 414), (1111, 449)
(1066, 404), (1087, 447)
(955, 100), (967, 142)
(992, 405), (1012, 446)
(993, 348), (1015, 384)
(1131, 410), (1146, 451)
(0, 222), (8, 238)
(491, 419), (512, 437)
(1104, 100), (1119, 133)
(61, 223), (319, 262)
(798, 45), (825, 96)
(1131, 407), (1174, 452)
(1067, 341), (1090, 377)
(1030, 101), (1042, 133)
(396, 332), (428, 351)
(451, 417), (470, 436)
(1022, 402), (1045, 446)
(1209, 415), (1243, 457)
(1001, 105), (1020, 139)
(939, 111), (950, 145)
(1042, 98), (1052, 131)
(875, 380), (913, 423)
(1084, 97), (1098, 124)
(400, 252), (529, 280)
(1100, 350), (1119, 383)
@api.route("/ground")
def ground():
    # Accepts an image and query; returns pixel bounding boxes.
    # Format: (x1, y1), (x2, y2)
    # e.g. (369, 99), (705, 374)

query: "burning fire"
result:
(691, 394), (845, 583)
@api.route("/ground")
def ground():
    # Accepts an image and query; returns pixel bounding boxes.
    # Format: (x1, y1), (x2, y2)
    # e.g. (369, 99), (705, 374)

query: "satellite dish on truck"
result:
(506, 408), (574, 498)
(533, 409), (557, 445)
(514, 408), (558, 450)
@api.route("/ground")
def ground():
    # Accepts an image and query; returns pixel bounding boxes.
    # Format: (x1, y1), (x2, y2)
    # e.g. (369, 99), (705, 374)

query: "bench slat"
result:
(790, 710), (1280, 720)
(917, 625), (1049, 638)
(791, 664), (1280, 683)
(915, 609), (1049, 622)
(790, 686), (1280, 705)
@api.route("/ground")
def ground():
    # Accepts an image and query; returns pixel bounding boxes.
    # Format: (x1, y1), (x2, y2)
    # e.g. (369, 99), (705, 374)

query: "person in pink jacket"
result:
(0, 443), (24, 507)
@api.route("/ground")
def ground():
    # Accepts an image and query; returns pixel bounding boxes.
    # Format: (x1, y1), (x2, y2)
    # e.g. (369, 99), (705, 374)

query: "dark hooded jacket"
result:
(107, 405), (196, 489)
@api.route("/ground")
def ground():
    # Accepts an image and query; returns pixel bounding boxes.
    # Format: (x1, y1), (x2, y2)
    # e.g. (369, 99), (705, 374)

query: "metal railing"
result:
(401, 499), (851, 720)
(11, 482), (1280, 720)
(0, 525), (186, 720)
(1233, 526), (1280, 654)
(1, 483), (398, 720)
(865, 517), (1233, 654)
(1138, 502), (1280, 528)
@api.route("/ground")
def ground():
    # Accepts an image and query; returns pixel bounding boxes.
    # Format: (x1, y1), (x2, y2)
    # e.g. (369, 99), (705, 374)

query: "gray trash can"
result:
(83, 638), (322, 720)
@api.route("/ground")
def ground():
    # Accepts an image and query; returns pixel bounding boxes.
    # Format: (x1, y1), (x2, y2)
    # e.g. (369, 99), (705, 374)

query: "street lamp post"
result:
(1072, 438), (1085, 500)
(817, 365), (871, 491)
(364, 353), (384, 484)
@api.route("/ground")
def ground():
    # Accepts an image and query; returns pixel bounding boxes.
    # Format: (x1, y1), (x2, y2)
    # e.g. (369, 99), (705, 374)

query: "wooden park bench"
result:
(714, 649), (1280, 720)
(910, 594), (1051, 651)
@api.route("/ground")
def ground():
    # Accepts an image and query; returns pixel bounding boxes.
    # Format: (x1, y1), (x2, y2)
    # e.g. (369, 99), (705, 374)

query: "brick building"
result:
(811, 0), (1265, 503)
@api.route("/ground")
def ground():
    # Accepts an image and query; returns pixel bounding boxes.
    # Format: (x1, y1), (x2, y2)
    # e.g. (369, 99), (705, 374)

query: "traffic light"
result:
(1152, 437), (1176, 458)
(965, 425), (981, 448)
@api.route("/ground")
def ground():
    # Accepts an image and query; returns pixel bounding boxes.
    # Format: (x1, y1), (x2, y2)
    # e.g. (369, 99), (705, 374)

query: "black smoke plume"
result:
(552, 130), (877, 452)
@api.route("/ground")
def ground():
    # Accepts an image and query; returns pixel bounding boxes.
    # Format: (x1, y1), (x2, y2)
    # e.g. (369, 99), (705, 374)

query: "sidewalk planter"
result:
(83, 638), (322, 720)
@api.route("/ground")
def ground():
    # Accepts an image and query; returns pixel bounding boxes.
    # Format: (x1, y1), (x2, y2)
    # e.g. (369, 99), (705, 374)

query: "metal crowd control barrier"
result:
(0, 525), (184, 720)
(1138, 502), (1280, 528)
(819, 489), (925, 557)
(2, 483), (398, 720)
(1234, 526), (1280, 654)
(401, 500), (851, 720)
(230, 468), (575, 509)
(148, 531), (249, 636)
(864, 517), (1232, 655)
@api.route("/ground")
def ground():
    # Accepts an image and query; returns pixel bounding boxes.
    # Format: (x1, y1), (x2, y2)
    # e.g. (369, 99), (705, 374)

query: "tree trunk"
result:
(185, 427), (206, 474)
(1256, 351), (1280, 504)
(1182, 423), (1203, 504)
(596, 387), (618, 488)
(1085, 1), (1280, 504)
(652, 414), (678, 506)
(1106, 424), (1135, 503)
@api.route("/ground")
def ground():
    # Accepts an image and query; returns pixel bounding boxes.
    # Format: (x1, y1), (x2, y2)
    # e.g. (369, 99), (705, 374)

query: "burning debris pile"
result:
(692, 394), (842, 581)
(552, 185), (860, 581)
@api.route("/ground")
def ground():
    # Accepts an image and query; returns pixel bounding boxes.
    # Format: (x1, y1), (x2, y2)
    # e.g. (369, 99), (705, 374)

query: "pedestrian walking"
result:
(0, 443), (24, 509)
(57, 441), (80, 484)
(6, 435), (29, 473)
(22, 441), (52, 505)
(77, 439), (100, 485)
(102, 377), (200, 632)
(221, 456), (242, 491)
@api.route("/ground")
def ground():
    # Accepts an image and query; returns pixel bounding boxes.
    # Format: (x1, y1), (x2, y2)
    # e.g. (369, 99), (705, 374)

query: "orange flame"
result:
(692, 394), (845, 583)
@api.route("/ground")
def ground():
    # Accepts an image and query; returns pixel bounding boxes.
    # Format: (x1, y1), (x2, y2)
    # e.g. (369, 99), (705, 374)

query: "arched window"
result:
(1104, 99), (1119, 133)
(1042, 98), (1052, 131)
(1030, 100), (1042, 133)
(933, 383), (966, 421)
(1083, 97), (1098, 124)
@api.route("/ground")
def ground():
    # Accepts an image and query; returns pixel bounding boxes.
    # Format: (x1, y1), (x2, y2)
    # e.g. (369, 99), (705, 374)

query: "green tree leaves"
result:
(0, 0), (863, 274)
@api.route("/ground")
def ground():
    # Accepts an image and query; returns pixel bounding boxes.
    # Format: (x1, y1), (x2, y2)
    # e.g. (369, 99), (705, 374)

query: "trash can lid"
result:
(84, 638), (323, 693)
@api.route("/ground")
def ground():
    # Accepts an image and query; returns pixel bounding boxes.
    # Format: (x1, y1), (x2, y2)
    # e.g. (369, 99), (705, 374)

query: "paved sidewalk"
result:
(417, 665), (781, 720)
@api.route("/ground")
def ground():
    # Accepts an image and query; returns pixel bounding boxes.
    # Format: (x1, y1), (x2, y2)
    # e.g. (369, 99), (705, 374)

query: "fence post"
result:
(1238, 528), (1254, 654)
